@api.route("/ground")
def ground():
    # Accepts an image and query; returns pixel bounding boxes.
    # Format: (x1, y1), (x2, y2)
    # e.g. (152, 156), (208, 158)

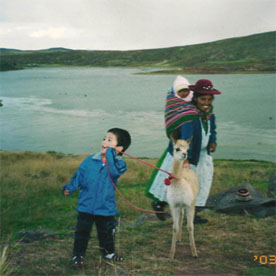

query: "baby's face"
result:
(101, 132), (118, 153)
(177, 89), (190, 99)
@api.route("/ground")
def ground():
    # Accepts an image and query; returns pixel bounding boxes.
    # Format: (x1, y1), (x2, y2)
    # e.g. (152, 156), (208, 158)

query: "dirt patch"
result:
(158, 242), (241, 276)
(17, 229), (57, 243)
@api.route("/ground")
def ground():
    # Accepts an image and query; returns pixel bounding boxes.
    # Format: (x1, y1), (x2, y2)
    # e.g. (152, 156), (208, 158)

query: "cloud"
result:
(30, 27), (66, 39)
(29, 27), (79, 39)
(0, 0), (275, 50)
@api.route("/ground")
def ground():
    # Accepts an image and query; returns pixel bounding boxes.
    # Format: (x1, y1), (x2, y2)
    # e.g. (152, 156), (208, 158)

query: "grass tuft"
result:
(0, 246), (13, 276)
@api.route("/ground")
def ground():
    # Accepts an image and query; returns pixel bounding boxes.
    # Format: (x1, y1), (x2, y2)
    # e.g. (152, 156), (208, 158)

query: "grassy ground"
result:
(0, 151), (275, 276)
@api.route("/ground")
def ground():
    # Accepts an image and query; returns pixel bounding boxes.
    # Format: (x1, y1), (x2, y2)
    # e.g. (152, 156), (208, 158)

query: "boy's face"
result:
(101, 132), (123, 154)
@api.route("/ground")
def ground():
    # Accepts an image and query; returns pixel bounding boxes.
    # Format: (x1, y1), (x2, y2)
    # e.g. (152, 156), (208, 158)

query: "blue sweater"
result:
(63, 148), (127, 216)
(168, 114), (217, 165)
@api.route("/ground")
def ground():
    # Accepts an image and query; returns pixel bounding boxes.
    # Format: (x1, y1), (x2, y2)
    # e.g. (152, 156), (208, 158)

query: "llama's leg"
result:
(186, 205), (198, 258)
(170, 206), (181, 259)
(177, 207), (184, 242)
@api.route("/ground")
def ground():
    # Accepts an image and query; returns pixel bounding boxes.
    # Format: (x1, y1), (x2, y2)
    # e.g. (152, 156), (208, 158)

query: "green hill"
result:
(0, 31), (275, 73)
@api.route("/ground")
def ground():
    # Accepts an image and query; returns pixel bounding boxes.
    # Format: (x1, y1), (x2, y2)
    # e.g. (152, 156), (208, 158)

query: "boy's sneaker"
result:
(71, 255), (84, 268)
(104, 253), (124, 262)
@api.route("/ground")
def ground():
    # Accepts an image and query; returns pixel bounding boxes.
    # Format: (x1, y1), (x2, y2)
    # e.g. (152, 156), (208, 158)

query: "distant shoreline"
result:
(1, 64), (275, 74)
(134, 68), (276, 75)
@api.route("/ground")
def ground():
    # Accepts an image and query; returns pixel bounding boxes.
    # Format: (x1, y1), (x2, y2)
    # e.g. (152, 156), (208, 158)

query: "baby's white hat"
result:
(173, 75), (190, 94)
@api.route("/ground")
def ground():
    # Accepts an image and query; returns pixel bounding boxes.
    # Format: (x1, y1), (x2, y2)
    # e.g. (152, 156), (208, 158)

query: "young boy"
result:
(63, 128), (131, 267)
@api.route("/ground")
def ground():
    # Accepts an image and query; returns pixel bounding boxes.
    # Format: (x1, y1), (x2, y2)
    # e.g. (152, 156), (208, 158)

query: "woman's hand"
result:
(183, 159), (190, 169)
(64, 189), (70, 196)
(209, 143), (216, 153)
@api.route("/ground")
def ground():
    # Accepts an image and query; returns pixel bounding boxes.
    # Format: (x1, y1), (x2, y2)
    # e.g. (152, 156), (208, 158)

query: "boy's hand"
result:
(64, 189), (70, 196)
(102, 146), (108, 154)
(115, 146), (123, 155)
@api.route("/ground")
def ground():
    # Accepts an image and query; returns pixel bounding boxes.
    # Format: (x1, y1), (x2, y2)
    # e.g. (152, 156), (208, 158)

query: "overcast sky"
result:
(0, 0), (275, 50)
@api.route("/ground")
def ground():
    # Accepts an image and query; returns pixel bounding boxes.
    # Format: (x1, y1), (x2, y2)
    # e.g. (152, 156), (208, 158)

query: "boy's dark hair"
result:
(108, 128), (131, 155)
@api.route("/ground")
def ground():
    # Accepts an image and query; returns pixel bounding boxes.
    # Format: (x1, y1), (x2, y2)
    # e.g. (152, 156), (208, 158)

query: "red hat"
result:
(189, 79), (222, 95)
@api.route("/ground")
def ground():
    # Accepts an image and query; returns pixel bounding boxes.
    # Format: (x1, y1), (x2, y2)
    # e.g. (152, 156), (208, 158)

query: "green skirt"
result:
(145, 148), (173, 202)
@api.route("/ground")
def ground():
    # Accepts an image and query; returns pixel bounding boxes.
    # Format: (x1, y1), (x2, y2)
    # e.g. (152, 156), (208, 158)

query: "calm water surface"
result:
(0, 67), (275, 162)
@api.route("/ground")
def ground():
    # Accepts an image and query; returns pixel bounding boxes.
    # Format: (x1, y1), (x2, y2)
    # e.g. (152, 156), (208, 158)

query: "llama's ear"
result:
(169, 133), (176, 145)
(186, 136), (193, 144)
(170, 129), (180, 145)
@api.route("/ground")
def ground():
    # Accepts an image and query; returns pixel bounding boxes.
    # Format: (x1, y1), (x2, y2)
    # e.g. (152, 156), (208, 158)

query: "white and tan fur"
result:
(167, 137), (199, 259)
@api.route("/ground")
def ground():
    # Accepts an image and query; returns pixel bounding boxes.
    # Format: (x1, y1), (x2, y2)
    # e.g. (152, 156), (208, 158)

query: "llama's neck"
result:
(171, 159), (185, 178)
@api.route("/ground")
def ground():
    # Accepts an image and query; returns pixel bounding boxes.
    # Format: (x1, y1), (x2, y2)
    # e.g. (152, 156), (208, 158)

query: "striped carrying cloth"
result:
(165, 88), (213, 137)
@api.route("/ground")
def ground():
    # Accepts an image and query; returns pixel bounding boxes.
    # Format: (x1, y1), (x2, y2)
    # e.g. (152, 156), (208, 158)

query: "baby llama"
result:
(166, 137), (199, 259)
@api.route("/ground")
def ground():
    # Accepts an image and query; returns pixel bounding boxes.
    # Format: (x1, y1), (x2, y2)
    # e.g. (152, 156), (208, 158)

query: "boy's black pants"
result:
(73, 212), (117, 257)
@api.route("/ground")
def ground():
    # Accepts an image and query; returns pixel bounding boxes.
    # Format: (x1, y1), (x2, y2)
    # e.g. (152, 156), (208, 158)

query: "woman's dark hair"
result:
(191, 92), (214, 105)
(108, 128), (131, 155)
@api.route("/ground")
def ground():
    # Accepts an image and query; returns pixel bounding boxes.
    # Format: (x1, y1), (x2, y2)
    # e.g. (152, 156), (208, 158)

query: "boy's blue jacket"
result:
(63, 148), (127, 216)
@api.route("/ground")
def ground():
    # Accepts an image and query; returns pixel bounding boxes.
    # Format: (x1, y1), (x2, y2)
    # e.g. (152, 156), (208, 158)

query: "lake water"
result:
(0, 67), (275, 162)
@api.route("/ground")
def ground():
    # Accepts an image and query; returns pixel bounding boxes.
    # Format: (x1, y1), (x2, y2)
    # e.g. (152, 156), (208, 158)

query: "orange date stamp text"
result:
(254, 255), (276, 265)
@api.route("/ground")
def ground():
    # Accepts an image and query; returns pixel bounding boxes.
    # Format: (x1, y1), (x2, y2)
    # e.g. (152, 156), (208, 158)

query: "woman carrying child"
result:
(146, 77), (222, 223)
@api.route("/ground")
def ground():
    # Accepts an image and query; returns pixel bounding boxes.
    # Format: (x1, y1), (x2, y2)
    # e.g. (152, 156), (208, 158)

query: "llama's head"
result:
(170, 129), (192, 161)
(172, 139), (190, 161)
